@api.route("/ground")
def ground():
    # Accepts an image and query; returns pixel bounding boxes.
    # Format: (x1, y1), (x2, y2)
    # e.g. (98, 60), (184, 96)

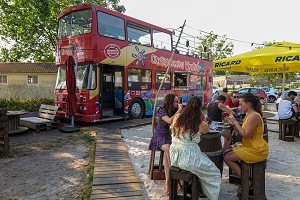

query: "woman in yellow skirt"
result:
(224, 93), (269, 178)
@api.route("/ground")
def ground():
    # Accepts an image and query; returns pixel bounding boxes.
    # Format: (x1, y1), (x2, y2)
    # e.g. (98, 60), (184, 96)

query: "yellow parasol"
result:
(213, 42), (300, 91)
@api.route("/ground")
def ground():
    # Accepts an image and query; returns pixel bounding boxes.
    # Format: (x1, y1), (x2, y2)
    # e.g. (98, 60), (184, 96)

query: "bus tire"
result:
(129, 98), (144, 119)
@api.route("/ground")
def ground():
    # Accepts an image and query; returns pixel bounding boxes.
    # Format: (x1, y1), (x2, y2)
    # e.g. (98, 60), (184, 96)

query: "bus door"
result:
(101, 65), (123, 117)
(113, 67), (124, 116)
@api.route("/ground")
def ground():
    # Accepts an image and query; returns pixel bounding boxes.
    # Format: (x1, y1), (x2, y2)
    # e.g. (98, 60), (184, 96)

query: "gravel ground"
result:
(0, 129), (90, 200)
(121, 103), (300, 200)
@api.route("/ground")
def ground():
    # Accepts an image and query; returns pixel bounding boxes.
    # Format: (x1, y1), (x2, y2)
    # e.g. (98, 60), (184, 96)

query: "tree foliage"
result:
(196, 31), (234, 61)
(196, 32), (234, 75)
(0, 0), (125, 62)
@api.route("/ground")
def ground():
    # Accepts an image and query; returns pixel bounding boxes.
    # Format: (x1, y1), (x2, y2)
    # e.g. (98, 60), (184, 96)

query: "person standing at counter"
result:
(207, 95), (235, 151)
(224, 93), (269, 179)
(170, 96), (221, 200)
(148, 93), (182, 195)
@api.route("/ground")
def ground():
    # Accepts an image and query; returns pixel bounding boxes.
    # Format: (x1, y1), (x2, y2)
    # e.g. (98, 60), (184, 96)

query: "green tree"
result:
(196, 32), (234, 75)
(0, 0), (125, 62)
(196, 32), (234, 61)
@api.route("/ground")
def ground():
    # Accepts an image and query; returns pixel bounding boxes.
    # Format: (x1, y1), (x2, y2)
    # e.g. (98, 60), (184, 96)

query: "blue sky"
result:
(119, 0), (300, 56)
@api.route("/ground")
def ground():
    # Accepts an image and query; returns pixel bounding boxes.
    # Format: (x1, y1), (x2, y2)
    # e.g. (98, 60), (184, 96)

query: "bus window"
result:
(97, 11), (125, 40)
(127, 22), (151, 46)
(128, 68), (152, 90)
(189, 74), (196, 89)
(58, 9), (92, 39)
(174, 72), (188, 88)
(76, 64), (97, 90)
(55, 66), (66, 89)
(202, 76), (207, 90)
(156, 71), (171, 90)
(196, 76), (202, 89)
(153, 29), (172, 51)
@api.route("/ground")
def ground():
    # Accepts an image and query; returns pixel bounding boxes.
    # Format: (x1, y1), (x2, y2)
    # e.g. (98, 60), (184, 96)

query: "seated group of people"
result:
(148, 90), (269, 199)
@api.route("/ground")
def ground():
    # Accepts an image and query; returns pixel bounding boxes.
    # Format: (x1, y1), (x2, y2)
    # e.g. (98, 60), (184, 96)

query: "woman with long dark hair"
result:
(170, 96), (221, 200)
(148, 93), (182, 195)
(224, 93), (269, 178)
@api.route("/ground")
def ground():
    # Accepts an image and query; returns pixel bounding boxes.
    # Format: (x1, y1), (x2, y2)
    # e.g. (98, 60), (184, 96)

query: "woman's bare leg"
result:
(161, 144), (171, 195)
(222, 130), (232, 152)
(224, 151), (241, 177)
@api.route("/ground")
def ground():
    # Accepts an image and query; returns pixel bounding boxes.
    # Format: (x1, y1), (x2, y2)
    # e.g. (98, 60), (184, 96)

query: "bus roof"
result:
(58, 3), (173, 35)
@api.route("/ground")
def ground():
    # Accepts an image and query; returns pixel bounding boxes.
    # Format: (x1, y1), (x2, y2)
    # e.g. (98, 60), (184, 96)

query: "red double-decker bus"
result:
(54, 3), (213, 122)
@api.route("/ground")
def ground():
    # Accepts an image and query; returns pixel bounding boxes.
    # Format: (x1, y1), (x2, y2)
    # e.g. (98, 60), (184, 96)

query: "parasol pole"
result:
(282, 64), (286, 94)
(71, 56), (78, 127)
(151, 20), (186, 136)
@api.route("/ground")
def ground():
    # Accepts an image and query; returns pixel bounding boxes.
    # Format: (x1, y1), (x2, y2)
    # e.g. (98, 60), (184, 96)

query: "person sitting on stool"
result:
(170, 96), (221, 200)
(278, 90), (300, 121)
(207, 95), (235, 151)
(223, 93), (269, 190)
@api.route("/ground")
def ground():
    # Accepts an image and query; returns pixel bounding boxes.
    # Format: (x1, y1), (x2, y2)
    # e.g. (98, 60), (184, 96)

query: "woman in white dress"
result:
(170, 96), (221, 200)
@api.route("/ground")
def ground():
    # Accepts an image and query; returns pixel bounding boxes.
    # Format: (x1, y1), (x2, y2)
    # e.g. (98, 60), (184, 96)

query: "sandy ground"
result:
(0, 129), (90, 200)
(121, 121), (300, 200)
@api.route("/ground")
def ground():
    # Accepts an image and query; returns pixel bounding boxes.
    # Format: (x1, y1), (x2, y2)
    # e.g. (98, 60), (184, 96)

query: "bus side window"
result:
(174, 72), (187, 88)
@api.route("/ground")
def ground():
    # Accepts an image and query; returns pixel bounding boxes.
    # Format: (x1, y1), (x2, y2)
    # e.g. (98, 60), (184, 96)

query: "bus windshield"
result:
(55, 64), (97, 90)
(57, 9), (92, 39)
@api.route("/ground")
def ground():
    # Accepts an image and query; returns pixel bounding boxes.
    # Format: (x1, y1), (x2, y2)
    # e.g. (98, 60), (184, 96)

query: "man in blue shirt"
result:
(278, 91), (300, 120)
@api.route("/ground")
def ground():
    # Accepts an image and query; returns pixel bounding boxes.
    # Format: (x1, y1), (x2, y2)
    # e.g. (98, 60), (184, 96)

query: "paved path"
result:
(89, 118), (152, 200)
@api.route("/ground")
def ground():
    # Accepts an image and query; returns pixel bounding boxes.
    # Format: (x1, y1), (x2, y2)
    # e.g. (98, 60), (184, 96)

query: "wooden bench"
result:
(19, 104), (59, 132)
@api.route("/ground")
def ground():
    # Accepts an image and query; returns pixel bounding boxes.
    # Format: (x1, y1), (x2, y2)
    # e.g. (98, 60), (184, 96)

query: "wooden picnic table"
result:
(7, 111), (29, 134)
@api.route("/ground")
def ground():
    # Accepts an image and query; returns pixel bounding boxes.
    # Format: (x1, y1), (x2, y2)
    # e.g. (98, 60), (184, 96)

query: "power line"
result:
(185, 25), (265, 46)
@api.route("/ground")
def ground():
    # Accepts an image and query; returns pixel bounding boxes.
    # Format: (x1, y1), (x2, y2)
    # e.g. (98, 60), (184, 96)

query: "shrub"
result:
(0, 98), (54, 112)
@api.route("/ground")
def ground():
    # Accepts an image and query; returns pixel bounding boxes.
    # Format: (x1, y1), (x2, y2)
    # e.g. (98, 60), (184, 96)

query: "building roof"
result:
(0, 62), (57, 74)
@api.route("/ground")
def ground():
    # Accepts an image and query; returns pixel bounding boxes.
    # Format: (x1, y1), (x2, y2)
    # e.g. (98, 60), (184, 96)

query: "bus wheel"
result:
(129, 98), (144, 119)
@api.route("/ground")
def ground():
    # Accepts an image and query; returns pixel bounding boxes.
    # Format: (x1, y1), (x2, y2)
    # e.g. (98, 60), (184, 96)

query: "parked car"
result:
(238, 87), (268, 103)
(213, 85), (220, 94)
(276, 89), (300, 110)
(277, 87), (292, 97)
(256, 86), (278, 103)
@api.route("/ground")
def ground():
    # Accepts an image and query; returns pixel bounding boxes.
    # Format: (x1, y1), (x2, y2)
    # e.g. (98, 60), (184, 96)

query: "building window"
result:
(0, 75), (7, 83)
(28, 76), (38, 84)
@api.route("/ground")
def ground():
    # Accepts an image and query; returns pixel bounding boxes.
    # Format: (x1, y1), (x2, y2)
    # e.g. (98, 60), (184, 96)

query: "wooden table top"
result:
(7, 111), (28, 116)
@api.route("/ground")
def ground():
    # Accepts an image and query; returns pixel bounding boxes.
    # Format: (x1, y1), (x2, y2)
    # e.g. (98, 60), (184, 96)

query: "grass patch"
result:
(79, 129), (96, 199)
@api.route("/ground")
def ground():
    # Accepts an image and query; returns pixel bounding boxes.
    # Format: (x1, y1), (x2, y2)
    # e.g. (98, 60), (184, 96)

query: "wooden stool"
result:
(239, 160), (266, 200)
(294, 121), (300, 138)
(149, 110), (166, 180)
(149, 150), (165, 180)
(169, 166), (202, 200)
(278, 119), (296, 142)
